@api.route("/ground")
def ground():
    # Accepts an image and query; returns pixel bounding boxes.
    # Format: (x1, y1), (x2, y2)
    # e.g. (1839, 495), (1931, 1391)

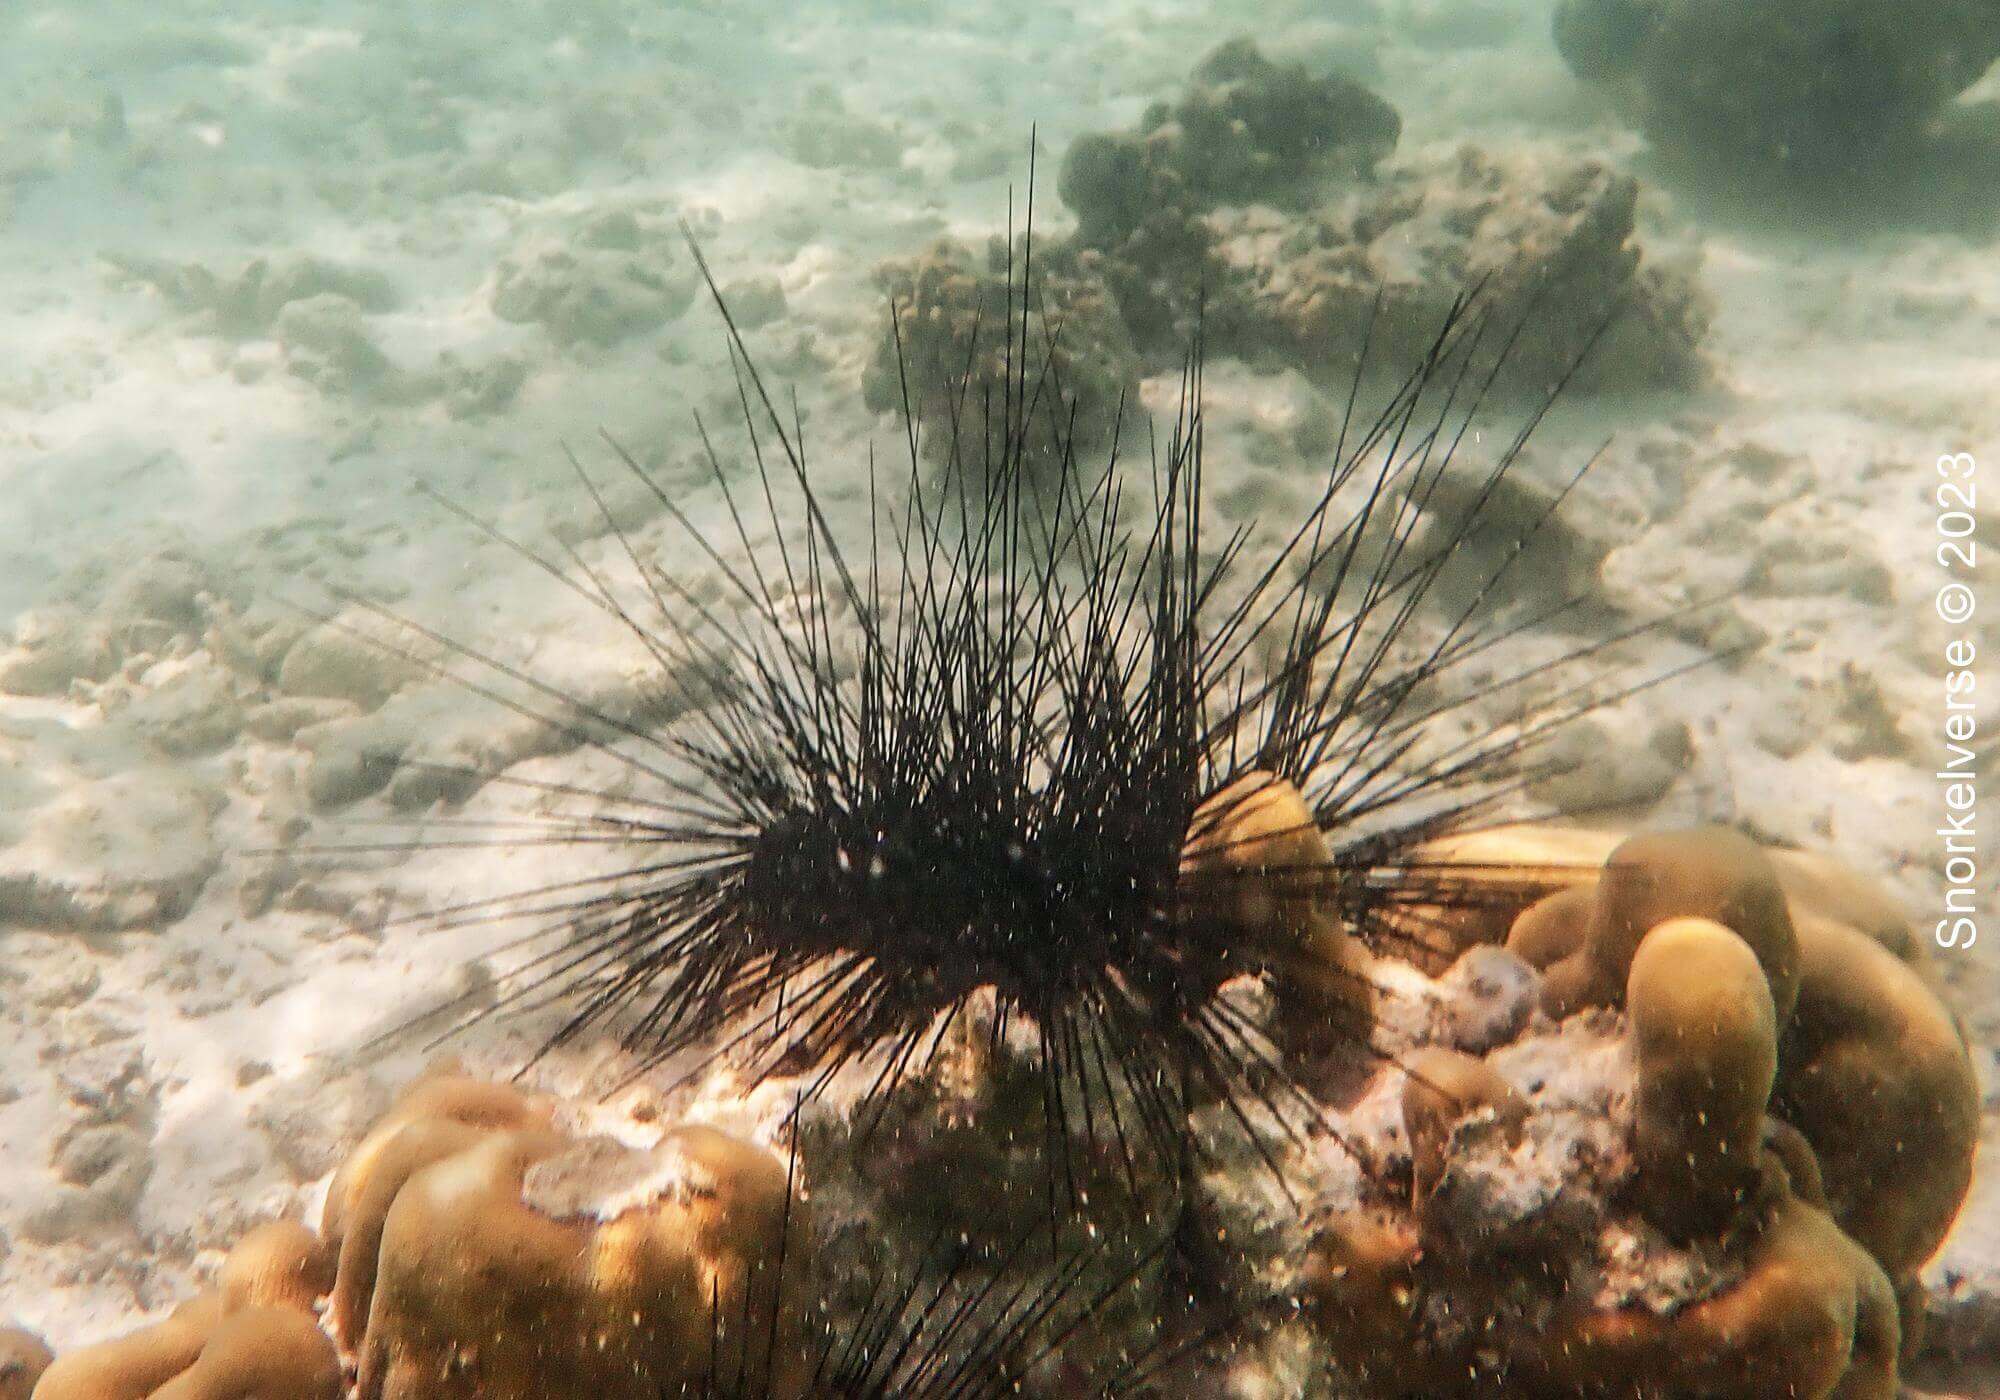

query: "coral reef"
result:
(1056, 37), (1400, 246)
(1553, 0), (2000, 180)
(1194, 145), (1710, 395)
(862, 235), (1141, 476)
(11, 822), (1978, 1399)
(352, 1125), (797, 1399)
(1049, 40), (1708, 394)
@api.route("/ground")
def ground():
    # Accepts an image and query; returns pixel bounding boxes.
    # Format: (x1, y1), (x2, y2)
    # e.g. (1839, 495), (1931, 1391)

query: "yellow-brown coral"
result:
(1530, 1190), (1900, 1400)
(1180, 770), (1371, 1060)
(1489, 827), (1976, 1284)
(32, 1298), (226, 1400)
(319, 1071), (554, 1348)
(1399, 1047), (1526, 1212)
(2, 1328), (53, 1400)
(1296, 824), (1973, 1398)
(1532, 826), (1800, 1022)
(1626, 916), (1779, 1240)
(144, 1309), (342, 1400)
(30, 1221), (338, 1400)
(1778, 909), (1979, 1287)
(338, 1103), (803, 1399)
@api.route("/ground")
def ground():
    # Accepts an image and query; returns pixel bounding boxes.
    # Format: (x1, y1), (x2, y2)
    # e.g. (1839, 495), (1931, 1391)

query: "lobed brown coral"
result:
(1527, 826), (1801, 1022)
(1504, 826), (1978, 1302)
(29, 1072), (803, 1400)
(1291, 824), (1975, 1397)
(30, 1222), (340, 1400)
(1, 1329), (53, 1400)
(316, 1072), (802, 1400)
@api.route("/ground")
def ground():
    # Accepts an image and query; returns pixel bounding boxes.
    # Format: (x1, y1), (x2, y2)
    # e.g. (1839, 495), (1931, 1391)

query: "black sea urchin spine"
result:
(298, 178), (1707, 1207)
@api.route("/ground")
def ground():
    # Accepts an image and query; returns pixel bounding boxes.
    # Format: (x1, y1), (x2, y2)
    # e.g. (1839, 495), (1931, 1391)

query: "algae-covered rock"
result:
(1201, 145), (1710, 396)
(492, 236), (696, 347)
(1059, 37), (1400, 246)
(863, 235), (1141, 478)
(1554, 0), (2000, 180)
(1053, 44), (1707, 395)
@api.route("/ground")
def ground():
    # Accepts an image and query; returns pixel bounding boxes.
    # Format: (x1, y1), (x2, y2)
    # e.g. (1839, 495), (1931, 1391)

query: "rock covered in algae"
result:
(1051, 41), (1708, 395)
(1553, 0), (2000, 179)
(1193, 145), (1710, 396)
(862, 234), (1141, 476)
(1057, 36), (1401, 247)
